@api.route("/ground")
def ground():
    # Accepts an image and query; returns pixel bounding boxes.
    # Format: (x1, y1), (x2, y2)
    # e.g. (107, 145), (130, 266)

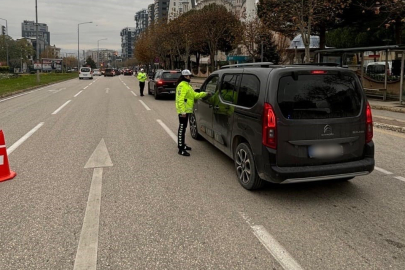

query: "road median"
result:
(0, 73), (78, 99)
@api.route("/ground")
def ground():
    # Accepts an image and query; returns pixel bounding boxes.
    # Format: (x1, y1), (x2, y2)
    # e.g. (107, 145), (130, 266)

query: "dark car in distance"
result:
(123, 69), (133, 76)
(148, 70), (181, 99)
(190, 62), (375, 190)
(104, 68), (114, 77)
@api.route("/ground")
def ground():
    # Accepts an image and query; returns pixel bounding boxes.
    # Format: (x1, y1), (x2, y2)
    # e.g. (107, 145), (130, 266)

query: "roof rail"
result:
(221, 62), (275, 69)
(292, 63), (340, 67)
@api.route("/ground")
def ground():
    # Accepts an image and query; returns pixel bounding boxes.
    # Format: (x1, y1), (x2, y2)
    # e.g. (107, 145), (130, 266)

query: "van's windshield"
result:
(277, 74), (362, 119)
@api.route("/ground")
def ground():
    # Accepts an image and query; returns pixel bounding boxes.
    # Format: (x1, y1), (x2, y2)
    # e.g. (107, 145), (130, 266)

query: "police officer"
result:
(137, 68), (147, 96)
(175, 69), (210, 156)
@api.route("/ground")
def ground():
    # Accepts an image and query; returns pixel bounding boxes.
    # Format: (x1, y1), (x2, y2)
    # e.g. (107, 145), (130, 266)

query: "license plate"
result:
(308, 144), (343, 158)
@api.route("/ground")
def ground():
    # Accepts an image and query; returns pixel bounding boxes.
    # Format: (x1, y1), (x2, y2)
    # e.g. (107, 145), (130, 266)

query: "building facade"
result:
(135, 9), (149, 32)
(21, 20), (50, 46)
(154, 0), (170, 23)
(168, 0), (196, 22)
(148, 4), (155, 25)
(120, 27), (136, 60)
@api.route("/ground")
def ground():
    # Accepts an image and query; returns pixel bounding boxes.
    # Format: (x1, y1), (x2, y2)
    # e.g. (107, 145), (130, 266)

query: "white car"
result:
(79, 67), (93, 80)
(93, 69), (102, 76)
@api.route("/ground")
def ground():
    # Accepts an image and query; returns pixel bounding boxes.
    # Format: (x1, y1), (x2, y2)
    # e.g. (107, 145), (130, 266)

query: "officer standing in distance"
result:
(137, 68), (147, 96)
(175, 69), (210, 156)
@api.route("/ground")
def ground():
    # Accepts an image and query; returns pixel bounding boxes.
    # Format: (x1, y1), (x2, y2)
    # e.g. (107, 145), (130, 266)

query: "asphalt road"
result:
(0, 75), (404, 270)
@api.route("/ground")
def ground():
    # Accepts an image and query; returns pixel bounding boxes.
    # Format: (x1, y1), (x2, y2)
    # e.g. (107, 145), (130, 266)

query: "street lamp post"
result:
(78, 21), (92, 71)
(0, 18), (9, 68)
(35, 0), (40, 83)
(97, 38), (107, 68)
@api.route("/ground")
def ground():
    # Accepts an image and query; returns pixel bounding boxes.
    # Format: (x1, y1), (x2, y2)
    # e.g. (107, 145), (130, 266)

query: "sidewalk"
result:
(191, 77), (405, 134)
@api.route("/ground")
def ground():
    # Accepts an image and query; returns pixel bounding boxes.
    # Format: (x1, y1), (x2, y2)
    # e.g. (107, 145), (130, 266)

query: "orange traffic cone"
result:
(0, 130), (16, 182)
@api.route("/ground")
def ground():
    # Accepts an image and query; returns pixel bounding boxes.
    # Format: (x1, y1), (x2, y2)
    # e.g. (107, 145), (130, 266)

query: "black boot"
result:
(178, 149), (190, 156)
(184, 145), (192, 151)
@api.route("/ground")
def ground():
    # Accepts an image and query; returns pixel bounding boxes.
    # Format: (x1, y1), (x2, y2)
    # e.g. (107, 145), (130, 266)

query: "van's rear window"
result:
(81, 68), (90, 72)
(277, 74), (362, 119)
(162, 72), (181, 79)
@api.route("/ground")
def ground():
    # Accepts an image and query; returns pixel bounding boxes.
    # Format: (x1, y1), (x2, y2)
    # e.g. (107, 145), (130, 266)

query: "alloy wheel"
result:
(235, 149), (251, 184)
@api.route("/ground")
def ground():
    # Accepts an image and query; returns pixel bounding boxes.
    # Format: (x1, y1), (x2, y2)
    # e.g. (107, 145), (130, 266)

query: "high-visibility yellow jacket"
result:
(176, 81), (207, 114)
(137, 72), (147, 82)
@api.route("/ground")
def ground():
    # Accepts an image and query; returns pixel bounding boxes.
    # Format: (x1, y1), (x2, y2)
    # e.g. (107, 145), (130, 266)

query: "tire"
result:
(189, 114), (202, 140)
(234, 143), (264, 190)
(154, 87), (159, 100)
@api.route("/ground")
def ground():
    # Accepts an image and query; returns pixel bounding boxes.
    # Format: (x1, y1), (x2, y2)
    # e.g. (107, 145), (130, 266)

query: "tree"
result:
(194, 4), (242, 70)
(0, 37), (34, 69)
(40, 45), (59, 59)
(85, 56), (97, 69)
(358, 0), (405, 44)
(258, 0), (351, 62)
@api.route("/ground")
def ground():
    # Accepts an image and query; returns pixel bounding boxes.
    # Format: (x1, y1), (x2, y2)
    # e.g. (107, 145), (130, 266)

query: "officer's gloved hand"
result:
(205, 92), (212, 98)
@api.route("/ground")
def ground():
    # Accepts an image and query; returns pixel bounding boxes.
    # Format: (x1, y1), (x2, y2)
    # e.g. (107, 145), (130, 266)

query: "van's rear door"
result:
(274, 70), (366, 167)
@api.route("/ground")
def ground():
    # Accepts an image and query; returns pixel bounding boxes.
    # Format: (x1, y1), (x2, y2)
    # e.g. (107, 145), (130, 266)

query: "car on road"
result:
(148, 70), (181, 99)
(123, 69), (133, 76)
(114, 69), (121, 75)
(79, 67), (93, 80)
(104, 68), (115, 77)
(190, 62), (375, 190)
(93, 69), (102, 76)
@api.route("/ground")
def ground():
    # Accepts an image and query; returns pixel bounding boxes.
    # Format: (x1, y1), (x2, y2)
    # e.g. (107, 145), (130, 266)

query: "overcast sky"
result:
(1, 0), (149, 55)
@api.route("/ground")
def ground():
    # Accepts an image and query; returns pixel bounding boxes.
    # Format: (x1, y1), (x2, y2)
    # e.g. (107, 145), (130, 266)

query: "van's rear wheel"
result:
(234, 143), (263, 190)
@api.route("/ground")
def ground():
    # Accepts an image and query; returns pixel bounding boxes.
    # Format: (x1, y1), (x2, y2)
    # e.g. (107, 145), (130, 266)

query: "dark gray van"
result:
(190, 63), (374, 190)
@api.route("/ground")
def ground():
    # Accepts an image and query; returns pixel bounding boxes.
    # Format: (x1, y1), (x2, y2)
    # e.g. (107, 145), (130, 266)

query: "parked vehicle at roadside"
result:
(148, 70), (181, 99)
(190, 62), (375, 190)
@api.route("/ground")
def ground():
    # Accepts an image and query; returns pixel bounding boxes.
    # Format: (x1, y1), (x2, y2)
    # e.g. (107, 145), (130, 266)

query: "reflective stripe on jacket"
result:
(176, 81), (207, 114)
(137, 72), (147, 82)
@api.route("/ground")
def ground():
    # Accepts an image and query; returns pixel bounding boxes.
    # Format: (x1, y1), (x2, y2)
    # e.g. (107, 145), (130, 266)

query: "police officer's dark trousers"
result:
(178, 114), (189, 150)
(139, 82), (145, 96)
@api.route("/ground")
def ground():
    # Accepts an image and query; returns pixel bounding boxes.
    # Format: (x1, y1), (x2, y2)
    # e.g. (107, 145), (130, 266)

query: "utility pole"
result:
(78, 21), (93, 71)
(35, 0), (40, 82)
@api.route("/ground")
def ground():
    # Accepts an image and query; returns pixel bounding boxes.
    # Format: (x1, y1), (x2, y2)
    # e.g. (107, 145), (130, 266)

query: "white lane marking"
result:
(252, 225), (304, 270)
(157, 120), (177, 143)
(106, 88), (109, 94)
(126, 86), (130, 89)
(375, 166), (393, 175)
(139, 100), (151, 111)
(131, 91), (137, 97)
(240, 213), (303, 270)
(52, 100), (71, 115)
(0, 89), (41, 103)
(73, 167), (103, 270)
(83, 86), (88, 90)
(395, 176), (405, 183)
(7, 122), (44, 155)
(74, 91), (83, 97)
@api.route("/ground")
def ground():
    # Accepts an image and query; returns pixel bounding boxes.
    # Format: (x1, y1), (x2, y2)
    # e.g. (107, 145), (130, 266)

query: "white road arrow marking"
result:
(74, 139), (112, 270)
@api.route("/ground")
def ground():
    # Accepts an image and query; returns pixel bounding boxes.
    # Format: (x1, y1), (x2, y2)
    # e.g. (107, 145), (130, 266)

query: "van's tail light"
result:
(157, 80), (163, 85)
(262, 103), (277, 149)
(366, 102), (373, 143)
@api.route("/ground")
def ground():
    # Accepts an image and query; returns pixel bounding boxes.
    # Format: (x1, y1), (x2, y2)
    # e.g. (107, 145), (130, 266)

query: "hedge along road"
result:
(0, 73), (78, 98)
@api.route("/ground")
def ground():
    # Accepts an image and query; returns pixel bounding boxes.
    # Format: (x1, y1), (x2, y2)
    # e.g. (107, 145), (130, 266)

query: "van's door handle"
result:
(214, 105), (219, 110)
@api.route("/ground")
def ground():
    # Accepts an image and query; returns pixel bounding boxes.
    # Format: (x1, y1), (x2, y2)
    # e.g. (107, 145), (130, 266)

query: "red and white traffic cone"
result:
(0, 130), (16, 182)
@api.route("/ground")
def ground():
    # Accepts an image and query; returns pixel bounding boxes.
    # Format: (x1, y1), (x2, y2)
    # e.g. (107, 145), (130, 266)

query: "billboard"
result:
(42, 59), (62, 71)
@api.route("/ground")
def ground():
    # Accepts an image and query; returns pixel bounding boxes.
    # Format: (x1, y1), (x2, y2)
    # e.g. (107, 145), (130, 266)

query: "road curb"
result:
(374, 122), (405, 134)
(0, 77), (77, 99)
(371, 105), (405, 114)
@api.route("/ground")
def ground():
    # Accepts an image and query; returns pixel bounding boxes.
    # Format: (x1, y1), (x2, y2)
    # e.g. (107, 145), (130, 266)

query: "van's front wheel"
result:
(234, 143), (263, 190)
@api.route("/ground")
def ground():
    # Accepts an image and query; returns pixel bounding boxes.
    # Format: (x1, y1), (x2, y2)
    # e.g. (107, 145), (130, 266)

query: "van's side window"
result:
(220, 74), (240, 104)
(237, 74), (260, 107)
(202, 75), (218, 93)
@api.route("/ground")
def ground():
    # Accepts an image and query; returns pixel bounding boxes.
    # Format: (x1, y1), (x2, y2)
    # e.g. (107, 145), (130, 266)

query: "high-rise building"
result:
(135, 9), (149, 33)
(21, 20), (50, 45)
(154, 0), (170, 23)
(120, 27), (136, 60)
(148, 4), (155, 25)
(168, 0), (196, 22)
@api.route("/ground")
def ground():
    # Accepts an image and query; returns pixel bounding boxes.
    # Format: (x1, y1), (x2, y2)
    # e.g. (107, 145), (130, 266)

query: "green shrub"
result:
(0, 66), (10, 73)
